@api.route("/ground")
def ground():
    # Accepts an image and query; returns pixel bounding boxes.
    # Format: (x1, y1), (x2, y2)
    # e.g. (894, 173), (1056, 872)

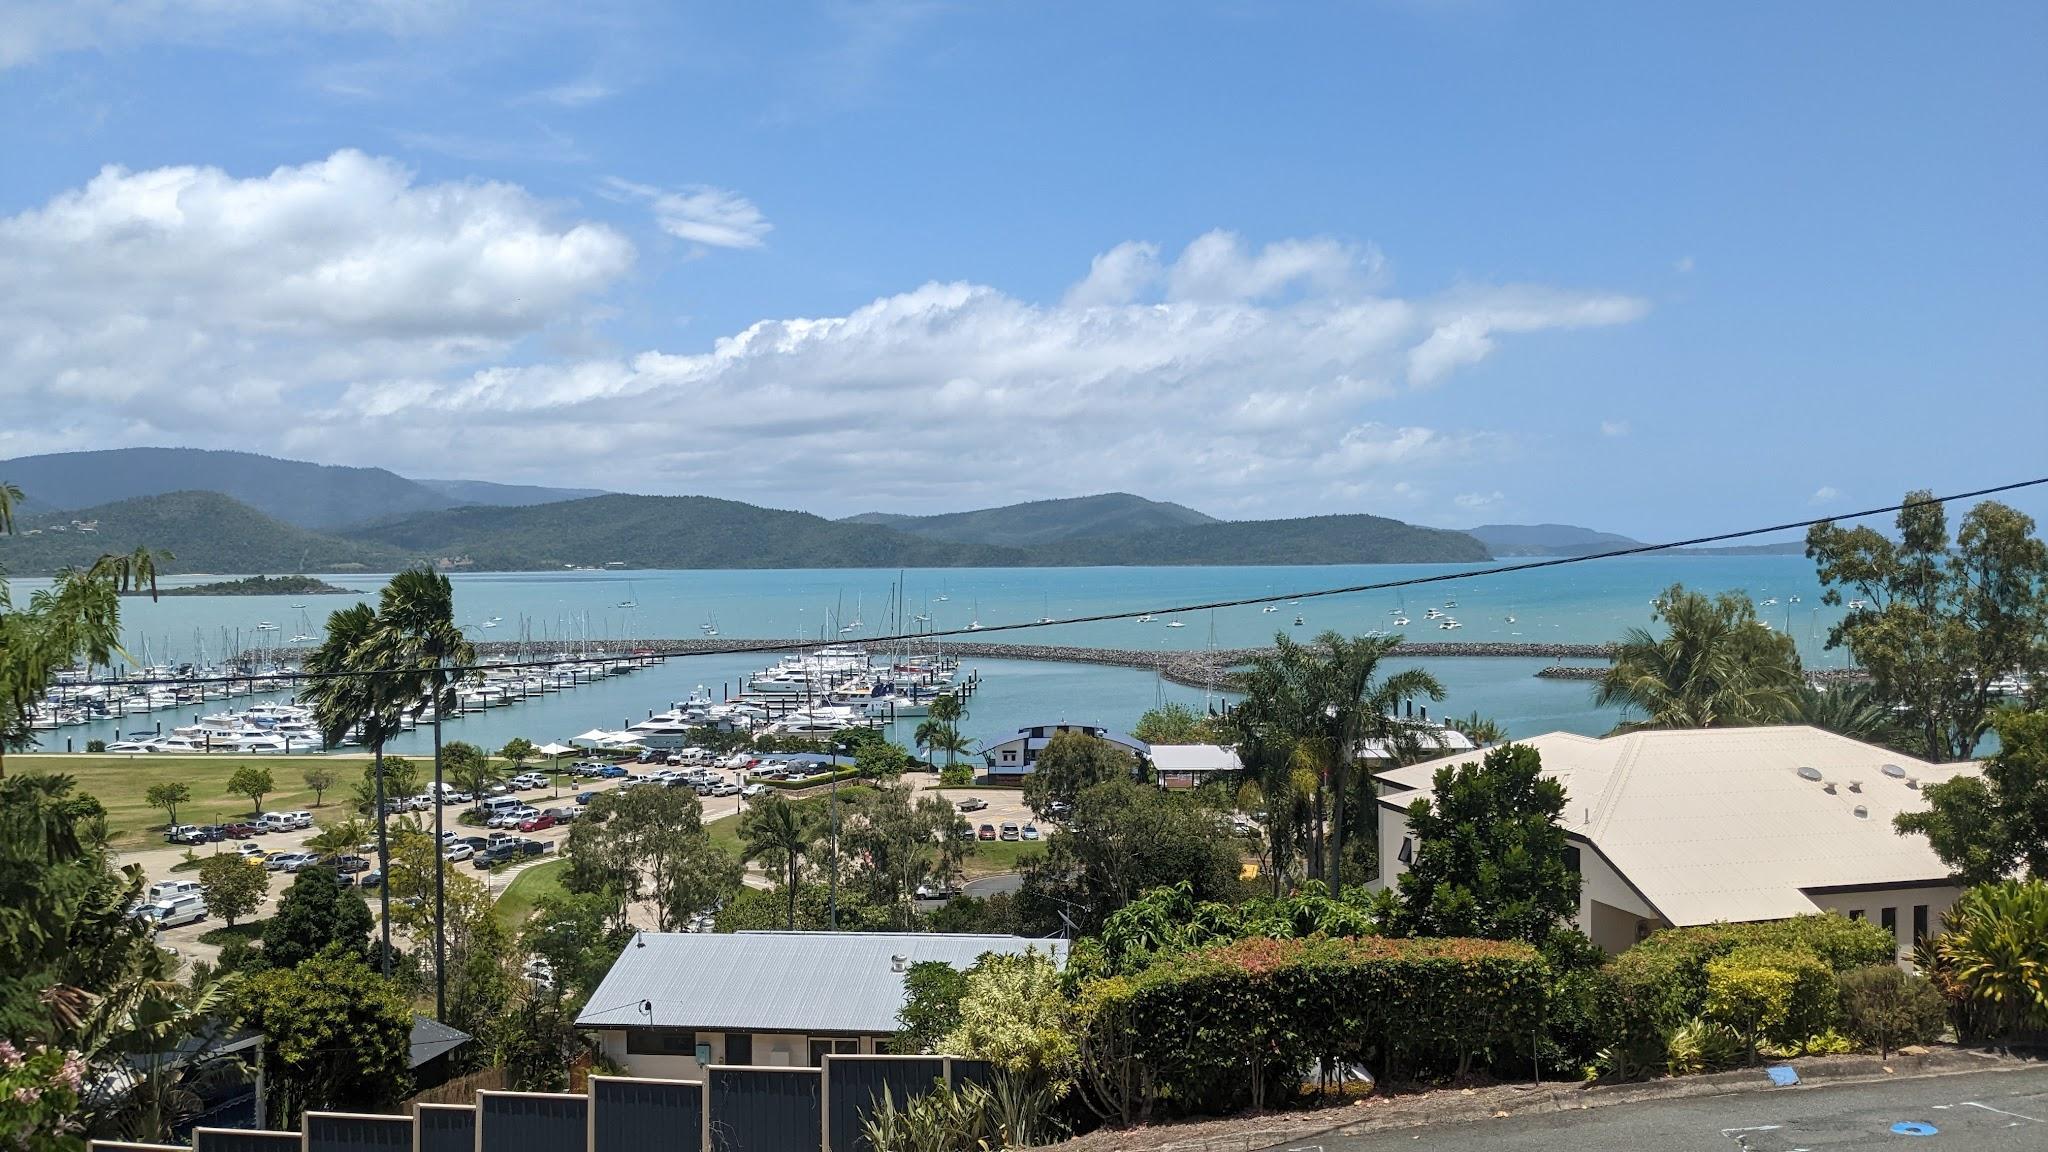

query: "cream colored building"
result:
(577, 931), (1066, 1080)
(1375, 726), (1979, 956)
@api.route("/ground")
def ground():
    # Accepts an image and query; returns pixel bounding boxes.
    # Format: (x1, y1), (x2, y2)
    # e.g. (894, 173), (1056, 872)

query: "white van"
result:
(147, 879), (201, 904)
(480, 796), (523, 818)
(258, 812), (293, 833)
(284, 811), (313, 830)
(135, 894), (206, 930)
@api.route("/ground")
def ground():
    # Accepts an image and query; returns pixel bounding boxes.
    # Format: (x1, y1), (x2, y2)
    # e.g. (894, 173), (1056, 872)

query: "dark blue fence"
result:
(190, 1131), (300, 1152)
(824, 1056), (946, 1152)
(477, 1091), (590, 1152)
(707, 1067), (821, 1152)
(591, 1076), (703, 1152)
(414, 1103), (477, 1152)
(304, 1112), (411, 1152)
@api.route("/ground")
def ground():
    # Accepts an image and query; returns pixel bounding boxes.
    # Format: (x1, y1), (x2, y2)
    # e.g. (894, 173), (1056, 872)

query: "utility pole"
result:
(373, 678), (391, 976)
(432, 650), (447, 1021)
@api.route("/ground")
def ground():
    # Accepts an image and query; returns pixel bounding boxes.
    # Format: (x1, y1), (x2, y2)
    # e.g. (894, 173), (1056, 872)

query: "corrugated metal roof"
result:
(1377, 726), (1978, 926)
(409, 1015), (472, 1068)
(576, 932), (1067, 1033)
(1149, 744), (1242, 772)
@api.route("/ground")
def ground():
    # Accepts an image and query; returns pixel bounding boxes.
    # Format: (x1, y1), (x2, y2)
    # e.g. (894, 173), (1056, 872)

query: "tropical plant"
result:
(1895, 708), (2048, 886)
(738, 795), (813, 930)
(233, 947), (412, 1126)
(1701, 945), (1835, 1064)
(443, 741), (501, 811)
(304, 817), (368, 856)
(0, 1040), (86, 1152)
(1017, 778), (1246, 936)
(940, 950), (1074, 1095)
(1807, 492), (2048, 760)
(0, 482), (21, 536)
(895, 961), (970, 1053)
(1837, 964), (1948, 1056)
(1446, 711), (1508, 747)
(1022, 731), (1137, 819)
(1, 545), (160, 777)
(262, 866), (374, 969)
(562, 784), (740, 933)
(500, 737), (536, 773)
(1930, 880), (2048, 1042)
(1790, 682), (1900, 744)
(1594, 583), (1802, 732)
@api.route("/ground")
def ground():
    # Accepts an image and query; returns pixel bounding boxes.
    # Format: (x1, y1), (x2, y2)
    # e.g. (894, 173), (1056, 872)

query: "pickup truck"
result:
(956, 797), (989, 813)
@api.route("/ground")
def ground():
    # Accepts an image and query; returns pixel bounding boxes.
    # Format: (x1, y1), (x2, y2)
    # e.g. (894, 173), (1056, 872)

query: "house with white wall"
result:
(976, 724), (1148, 781)
(1375, 726), (1979, 956)
(576, 932), (1066, 1079)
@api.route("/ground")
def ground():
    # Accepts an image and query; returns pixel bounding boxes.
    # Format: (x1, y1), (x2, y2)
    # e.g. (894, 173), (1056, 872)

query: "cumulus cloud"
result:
(604, 179), (771, 250)
(1454, 491), (1505, 511)
(1810, 485), (1840, 504)
(1408, 286), (1649, 386)
(1600, 420), (1630, 437)
(1, 167), (1645, 515)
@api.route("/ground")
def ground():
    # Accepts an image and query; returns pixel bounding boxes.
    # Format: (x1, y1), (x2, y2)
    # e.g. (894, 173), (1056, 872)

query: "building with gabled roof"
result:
(1374, 726), (1980, 955)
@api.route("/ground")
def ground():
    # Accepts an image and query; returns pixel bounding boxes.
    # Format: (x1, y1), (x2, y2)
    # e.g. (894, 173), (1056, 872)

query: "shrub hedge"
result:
(1078, 935), (1544, 1114)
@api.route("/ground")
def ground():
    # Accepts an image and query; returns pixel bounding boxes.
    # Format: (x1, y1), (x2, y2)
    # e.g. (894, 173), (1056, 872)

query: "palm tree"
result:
(1792, 682), (1898, 744)
(296, 601), (406, 972)
(740, 795), (813, 930)
(1595, 583), (1802, 732)
(87, 547), (171, 601)
(1449, 711), (1508, 747)
(2, 564), (130, 778)
(1308, 631), (1444, 895)
(0, 481), (21, 535)
(366, 568), (473, 1019)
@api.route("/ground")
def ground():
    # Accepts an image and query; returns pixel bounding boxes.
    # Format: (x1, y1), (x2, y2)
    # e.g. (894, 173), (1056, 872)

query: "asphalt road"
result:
(1310, 1066), (2048, 1151)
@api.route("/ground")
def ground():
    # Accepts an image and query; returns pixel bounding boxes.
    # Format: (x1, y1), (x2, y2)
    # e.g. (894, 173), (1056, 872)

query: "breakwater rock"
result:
(253, 637), (1621, 692)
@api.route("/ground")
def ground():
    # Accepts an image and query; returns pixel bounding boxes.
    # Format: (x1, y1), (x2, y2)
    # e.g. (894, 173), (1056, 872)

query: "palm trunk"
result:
(432, 666), (446, 1022)
(1331, 759), (1346, 898)
(375, 734), (391, 976)
(785, 858), (798, 930)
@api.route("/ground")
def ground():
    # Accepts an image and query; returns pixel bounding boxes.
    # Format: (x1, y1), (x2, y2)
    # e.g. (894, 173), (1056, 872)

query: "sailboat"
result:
(968, 601), (983, 631)
(1036, 594), (1053, 625)
(616, 581), (638, 609)
(288, 610), (318, 644)
(1261, 604), (1278, 613)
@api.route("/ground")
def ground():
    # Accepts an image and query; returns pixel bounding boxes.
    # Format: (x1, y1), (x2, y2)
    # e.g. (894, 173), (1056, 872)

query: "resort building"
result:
(976, 724), (1149, 780)
(1374, 726), (1980, 956)
(1149, 743), (1242, 789)
(576, 932), (1066, 1079)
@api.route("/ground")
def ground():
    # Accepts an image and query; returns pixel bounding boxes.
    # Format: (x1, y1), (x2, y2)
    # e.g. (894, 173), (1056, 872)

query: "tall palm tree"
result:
(87, 547), (171, 601)
(1595, 583), (1802, 732)
(2, 561), (133, 778)
(1308, 631), (1444, 895)
(297, 601), (407, 972)
(364, 568), (474, 1018)
(1448, 711), (1509, 747)
(1791, 681), (1898, 744)
(740, 795), (813, 930)
(0, 481), (22, 535)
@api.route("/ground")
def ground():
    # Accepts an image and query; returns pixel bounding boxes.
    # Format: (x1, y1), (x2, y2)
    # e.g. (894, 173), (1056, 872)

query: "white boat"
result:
(1164, 621), (1185, 629)
(1393, 615), (1410, 626)
(106, 739), (163, 754)
(1262, 605), (1278, 613)
(1424, 608), (1443, 620)
(1292, 615), (1304, 626)
(1440, 619), (1463, 630)
(1136, 614), (1154, 623)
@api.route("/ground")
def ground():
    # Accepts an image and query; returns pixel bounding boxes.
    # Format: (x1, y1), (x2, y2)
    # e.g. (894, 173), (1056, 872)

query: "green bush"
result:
(1837, 965), (1948, 1055)
(86, 739), (106, 753)
(1925, 881), (2048, 1042)
(1606, 915), (1891, 1075)
(1702, 945), (1835, 1063)
(1081, 935), (1545, 1116)
(939, 764), (975, 786)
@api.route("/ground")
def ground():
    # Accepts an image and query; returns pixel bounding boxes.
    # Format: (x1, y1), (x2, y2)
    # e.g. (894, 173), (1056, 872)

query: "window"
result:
(626, 1029), (697, 1056)
(1395, 837), (1413, 865)
(725, 1033), (753, 1065)
(1880, 907), (1898, 940)
(1913, 904), (1929, 945)
(1561, 846), (1582, 874)
(1848, 909), (1864, 921)
(1002, 750), (1017, 762)
(808, 1038), (859, 1065)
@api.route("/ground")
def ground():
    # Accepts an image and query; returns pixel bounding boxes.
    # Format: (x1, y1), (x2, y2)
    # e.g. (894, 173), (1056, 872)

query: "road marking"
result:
(1960, 1101), (2042, 1123)
(1719, 1125), (1781, 1135)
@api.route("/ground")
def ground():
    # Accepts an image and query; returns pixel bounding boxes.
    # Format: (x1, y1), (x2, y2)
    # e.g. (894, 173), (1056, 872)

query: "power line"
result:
(46, 475), (2048, 690)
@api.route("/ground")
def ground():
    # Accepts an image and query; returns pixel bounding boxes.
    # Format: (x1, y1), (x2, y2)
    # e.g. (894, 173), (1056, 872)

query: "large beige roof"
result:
(1377, 726), (1977, 925)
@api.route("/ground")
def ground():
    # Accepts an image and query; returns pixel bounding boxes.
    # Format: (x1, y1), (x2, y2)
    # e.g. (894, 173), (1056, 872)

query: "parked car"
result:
(740, 783), (767, 798)
(133, 895), (207, 930)
(147, 879), (202, 904)
(915, 882), (960, 900)
(222, 822), (260, 838)
(515, 838), (547, 857)
(999, 822), (1020, 842)
(576, 791), (597, 806)
(977, 823), (996, 841)
(542, 806), (576, 824)
(957, 797), (989, 812)
(193, 824), (228, 843)
(459, 836), (491, 852)
(332, 854), (371, 874)
(518, 812), (555, 833)
(1022, 824), (1041, 841)
(473, 844), (517, 869)
(163, 824), (204, 845)
(359, 869), (383, 889)
(234, 842), (266, 861)
(267, 851), (317, 873)
(443, 843), (474, 862)
(596, 765), (628, 779)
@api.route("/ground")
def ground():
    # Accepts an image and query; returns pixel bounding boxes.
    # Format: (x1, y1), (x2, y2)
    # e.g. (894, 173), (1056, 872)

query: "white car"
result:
(444, 843), (474, 862)
(740, 783), (766, 798)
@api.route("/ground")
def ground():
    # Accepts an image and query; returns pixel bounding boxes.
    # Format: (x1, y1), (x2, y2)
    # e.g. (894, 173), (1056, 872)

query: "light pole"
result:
(828, 740), (850, 930)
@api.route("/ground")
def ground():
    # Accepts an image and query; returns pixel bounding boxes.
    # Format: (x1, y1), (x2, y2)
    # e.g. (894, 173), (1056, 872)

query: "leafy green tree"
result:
(938, 763), (974, 786)
(1022, 731), (1139, 820)
(500, 737), (536, 772)
(940, 951), (1074, 1093)
(301, 764), (338, 807)
(1895, 708), (2048, 885)
(853, 739), (913, 781)
(924, 892), (1020, 935)
(305, 817), (369, 857)
(738, 794), (815, 931)
(349, 756), (421, 813)
(234, 947), (412, 1125)
(262, 867), (373, 968)
(443, 740), (500, 811)
(1, 537), (162, 776)
(843, 784), (968, 928)
(223, 765), (273, 815)
(1132, 702), (1227, 745)
(522, 891), (627, 1009)
(1595, 583), (1802, 733)
(446, 907), (517, 1053)
(1393, 743), (1581, 946)
(1837, 965), (1948, 1057)
(712, 882), (896, 932)
(1807, 492), (2048, 760)
(563, 784), (740, 932)
(144, 781), (190, 828)
(896, 961), (970, 1053)
(196, 853), (267, 928)
(1018, 779), (1245, 936)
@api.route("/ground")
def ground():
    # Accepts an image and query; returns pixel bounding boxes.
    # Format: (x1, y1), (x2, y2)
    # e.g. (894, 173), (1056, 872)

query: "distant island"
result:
(142, 574), (360, 597)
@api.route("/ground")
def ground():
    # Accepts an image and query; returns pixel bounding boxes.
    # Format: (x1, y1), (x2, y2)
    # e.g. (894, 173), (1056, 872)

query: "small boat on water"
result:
(1262, 605), (1278, 613)
(1165, 621), (1185, 629)
(1393, 615), (1410, 626)
(1136, 614), (1154, 623)
(1292, 615), (1304, 626)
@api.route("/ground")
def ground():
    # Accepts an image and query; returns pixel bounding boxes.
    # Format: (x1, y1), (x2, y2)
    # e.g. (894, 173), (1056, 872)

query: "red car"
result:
(977, 823), (996, 841)
(518, 812), (556, 833)
(223, 822), (261, 838)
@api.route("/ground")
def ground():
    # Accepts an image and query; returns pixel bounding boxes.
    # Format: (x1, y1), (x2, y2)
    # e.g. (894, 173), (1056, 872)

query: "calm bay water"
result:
(27, 555), (1846, 753)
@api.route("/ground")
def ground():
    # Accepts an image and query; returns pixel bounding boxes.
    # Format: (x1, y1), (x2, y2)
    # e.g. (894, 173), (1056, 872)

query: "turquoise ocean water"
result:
(23, 555), (1850, 755)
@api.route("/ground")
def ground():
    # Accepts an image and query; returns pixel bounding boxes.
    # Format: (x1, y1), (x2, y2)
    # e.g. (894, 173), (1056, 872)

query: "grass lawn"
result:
(493, 858), (569, 929)
(8, 753), (361, 851)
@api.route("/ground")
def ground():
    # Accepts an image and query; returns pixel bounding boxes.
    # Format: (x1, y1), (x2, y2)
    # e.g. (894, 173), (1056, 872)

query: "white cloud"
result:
(1810, 485), (1840, 504)
(0, 175), (1645, 515)
(0, 0), (459, 70)
(519, 79), (615, 108)
(1600, 420), (1630, 437)
(1408, 286), (1650, 386)
(1454, 490), (1505, 511)
(1674, 255), (1695, 274)
(604, 179), (771, 250)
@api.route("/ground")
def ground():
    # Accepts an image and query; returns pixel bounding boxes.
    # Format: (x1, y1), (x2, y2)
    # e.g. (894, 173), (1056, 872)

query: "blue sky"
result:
(2, 1), (2043, 537)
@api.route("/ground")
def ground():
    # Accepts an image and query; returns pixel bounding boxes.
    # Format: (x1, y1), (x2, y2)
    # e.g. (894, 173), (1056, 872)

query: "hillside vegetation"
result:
(1036, 513), (1492, 565)
(0, 447), (457, 529)
(0, 491), (411, 575)
(843, 492), (1218, 547)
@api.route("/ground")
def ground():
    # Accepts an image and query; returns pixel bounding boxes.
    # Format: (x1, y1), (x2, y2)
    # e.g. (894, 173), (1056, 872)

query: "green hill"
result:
(1467, 523), (1643, 557)
(0, 492), (413, 576)
(0, 448), (455, 529)
(1040, 514), (1491, 566)
(341, 494), (1027, 570)
(414, 477), (611, 507)
(842, 493), (1218, 547)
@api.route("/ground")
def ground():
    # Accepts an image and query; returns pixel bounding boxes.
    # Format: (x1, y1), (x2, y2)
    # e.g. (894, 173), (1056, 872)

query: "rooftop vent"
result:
(1853, 805), (1869, 819)
(1823, 782), (1838, 794)
(1848, 780), (1862, 793)
(1797, 766), (1824, 782)
(891, 954), (908, 973)
(1906, 777), (1920, 790)
(1882, 763), (1907, 779)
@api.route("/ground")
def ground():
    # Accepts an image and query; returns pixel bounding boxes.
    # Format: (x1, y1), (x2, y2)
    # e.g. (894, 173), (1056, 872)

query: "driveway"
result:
(1312, 1066), (2048, 1151)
